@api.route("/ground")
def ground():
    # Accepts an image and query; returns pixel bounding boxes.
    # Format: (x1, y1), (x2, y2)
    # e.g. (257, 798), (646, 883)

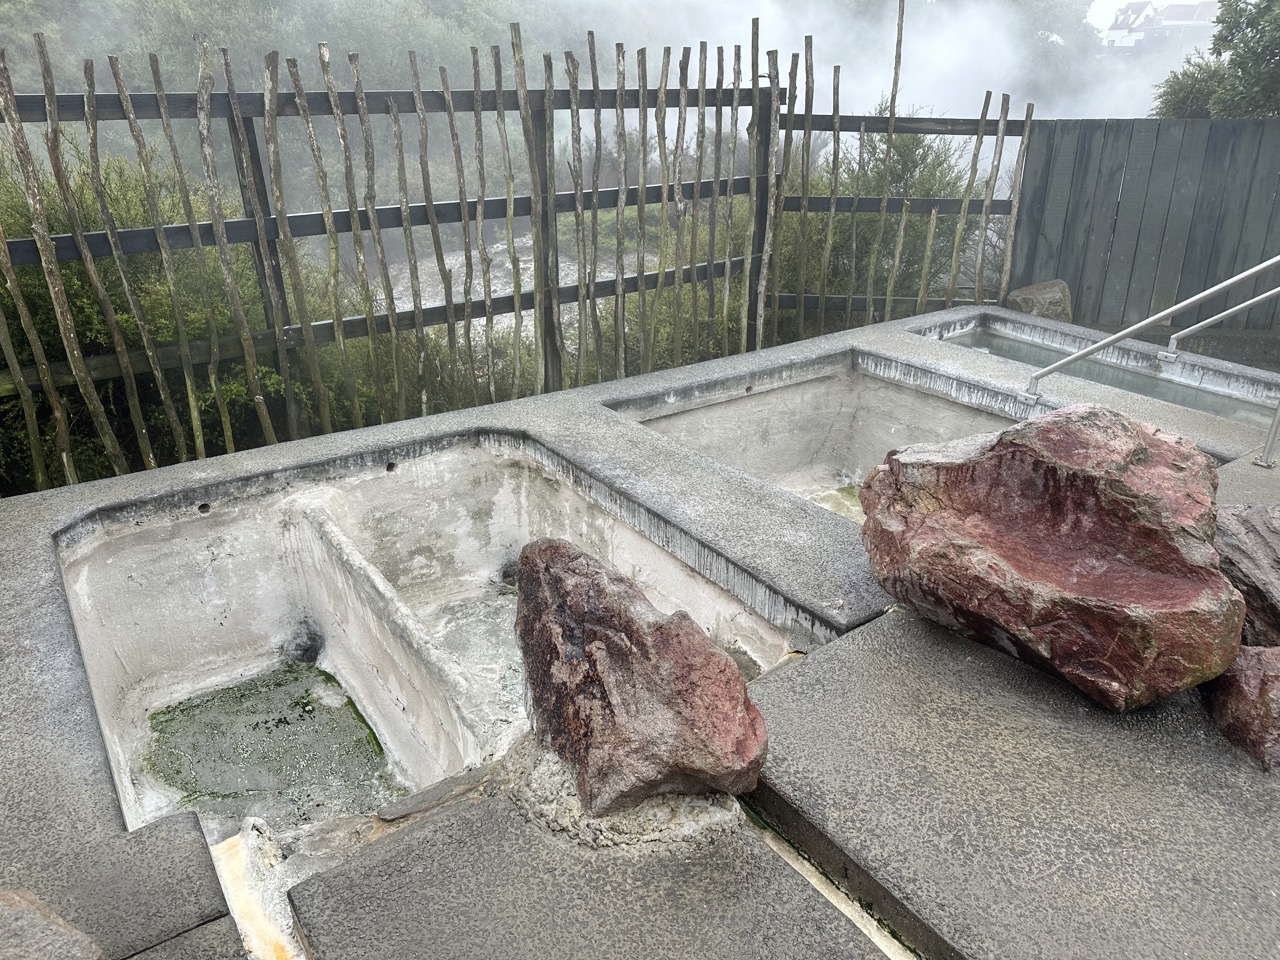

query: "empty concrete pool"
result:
(56, 435), (796, 842)
(619, 359), (1015, 522)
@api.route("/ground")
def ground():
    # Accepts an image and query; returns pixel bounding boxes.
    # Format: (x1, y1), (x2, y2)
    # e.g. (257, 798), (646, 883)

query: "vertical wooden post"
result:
(745, 85), (774, 349)
(224, 111), (290, 335)
(530, 89), (562, 391)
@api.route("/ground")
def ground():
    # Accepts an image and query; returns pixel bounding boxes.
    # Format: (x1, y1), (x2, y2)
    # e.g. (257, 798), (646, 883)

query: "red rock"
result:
(1205, 646), (1280, 771)
(515, 538), (767, 815)
(1216, 504), (1280, 646)
(859, 404), (1244, 712)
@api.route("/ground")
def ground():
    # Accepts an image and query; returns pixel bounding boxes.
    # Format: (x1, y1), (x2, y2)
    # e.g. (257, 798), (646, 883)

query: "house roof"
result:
(1109, 2), (1156, 32)
(1157, 1), (1218, 24)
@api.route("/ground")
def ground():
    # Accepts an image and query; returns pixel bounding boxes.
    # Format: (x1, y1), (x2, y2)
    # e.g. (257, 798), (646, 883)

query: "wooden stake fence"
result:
(0, 14), (1029, 494)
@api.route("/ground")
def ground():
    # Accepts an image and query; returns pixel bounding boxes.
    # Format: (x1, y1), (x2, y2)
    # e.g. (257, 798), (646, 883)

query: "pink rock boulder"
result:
(860, 404), (1244, 712)
(1205, 646), (1280, 771)
(1216, 504), (1280, 647)
(515, 538), (767, 815)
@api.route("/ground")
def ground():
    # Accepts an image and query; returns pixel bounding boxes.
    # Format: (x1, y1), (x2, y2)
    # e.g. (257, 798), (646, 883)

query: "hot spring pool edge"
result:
(9, 307), (1280, 958)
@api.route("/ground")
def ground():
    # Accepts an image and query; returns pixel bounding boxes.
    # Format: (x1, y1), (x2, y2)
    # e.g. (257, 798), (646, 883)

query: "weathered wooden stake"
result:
(565, 50), (589, 387)
(152, 52), (235, 451)
(222, 47), (298, 439)
(947, 90), (992, 308)
(614, 42), (629, 378)
(35, 39), (154, 469)
(689, 42), (708, 362)
(974, 93), (1010, 305)
(864, 0), (906, 327)
(670, 47), (691, 368)
(350, 53), (405, 417)
(883, 200), (910, 322)
(586, 32), (606, 379)
(768, 52), (799, 348)
(264, 52), (332, 433)
(112, 55), (207, 456)
(194, 35), (277, 444)
(319, 42), (386, 422)
(816, 65), (840, 335)
(917, 205), (940, 314)
(999, 102), (1036, 306)
(287, 55), (363, 428)
(387, 98), (431, 416)
(490, 45), (526, 399)
(408, 50), (461, 405)
(795, 36), (816, 339)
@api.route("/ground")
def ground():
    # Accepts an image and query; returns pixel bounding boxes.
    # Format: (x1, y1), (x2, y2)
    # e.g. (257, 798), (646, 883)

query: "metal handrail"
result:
(1023, 250), (1280, 397)
(1019, 251), (1280, 469)
(1168, 281), (1280, 350)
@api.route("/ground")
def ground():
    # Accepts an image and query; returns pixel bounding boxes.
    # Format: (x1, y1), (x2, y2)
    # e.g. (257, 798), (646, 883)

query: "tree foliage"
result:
(1153, 0), (1280, 118)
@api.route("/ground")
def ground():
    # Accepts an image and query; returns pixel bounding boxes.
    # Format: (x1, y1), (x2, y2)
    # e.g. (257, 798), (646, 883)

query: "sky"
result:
(1087, 0), (1117, 31)
(567, 0), (1195, 119)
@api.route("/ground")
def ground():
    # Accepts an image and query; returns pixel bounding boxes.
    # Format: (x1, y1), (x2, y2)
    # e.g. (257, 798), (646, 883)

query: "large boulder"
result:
(1216, 504), (1280, 646)
(1205, 647), (1280, 771)
(1006, 279), (1073, 324)
(860, 404), (1244, 712)
(515, 538), (767, 815)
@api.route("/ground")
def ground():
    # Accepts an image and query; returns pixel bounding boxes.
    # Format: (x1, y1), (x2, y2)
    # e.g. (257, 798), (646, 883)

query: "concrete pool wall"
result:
(910, 309), (1280, 412)
(56, 436), (796, 834)
(635, 367), (1016, 500)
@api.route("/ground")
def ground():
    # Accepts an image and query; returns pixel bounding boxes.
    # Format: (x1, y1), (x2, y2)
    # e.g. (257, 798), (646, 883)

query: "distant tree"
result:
(1153, 0), (1280, 118)
(1209, 0), (1280, 116)
(1150, 51), (1227, 118)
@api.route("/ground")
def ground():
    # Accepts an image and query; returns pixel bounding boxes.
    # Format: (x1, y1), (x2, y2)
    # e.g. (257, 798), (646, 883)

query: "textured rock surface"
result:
(0, 890), (104, 960)
(1006, 279), (1073, 324)
(1216, 504), (1280, 646)
(860, 404), (1244, 711)
(515, 538), (767, 815)
(1205, 646), (1280, 771)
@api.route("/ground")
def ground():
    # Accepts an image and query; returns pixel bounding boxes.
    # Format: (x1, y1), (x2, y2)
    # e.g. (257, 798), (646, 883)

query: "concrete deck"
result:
(747, 607), (1280, 960)
(289, 782), (883, 960)
(3, 308), (1279, 958)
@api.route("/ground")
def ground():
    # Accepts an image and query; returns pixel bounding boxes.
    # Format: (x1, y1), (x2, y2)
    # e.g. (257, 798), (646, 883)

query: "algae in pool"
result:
(143, 662), (405, 839)
(808, 485), (864, 523)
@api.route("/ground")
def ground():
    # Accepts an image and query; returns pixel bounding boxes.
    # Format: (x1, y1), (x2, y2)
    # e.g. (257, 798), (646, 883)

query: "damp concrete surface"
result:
(7, 307), (1280, 958)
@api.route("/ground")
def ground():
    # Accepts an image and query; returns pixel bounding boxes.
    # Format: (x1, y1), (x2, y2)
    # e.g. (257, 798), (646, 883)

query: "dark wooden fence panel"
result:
(1011, 117), (1280, 333)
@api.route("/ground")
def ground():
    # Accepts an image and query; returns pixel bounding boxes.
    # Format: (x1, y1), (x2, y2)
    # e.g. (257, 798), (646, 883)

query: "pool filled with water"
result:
(951, 329), (1276, 430)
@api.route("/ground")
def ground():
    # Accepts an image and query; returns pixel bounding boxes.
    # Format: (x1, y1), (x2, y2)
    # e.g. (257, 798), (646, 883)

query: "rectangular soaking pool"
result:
(56, 435), (798, 839)
(615, 360), (1018, 524)
(910, 311), (1280, 430)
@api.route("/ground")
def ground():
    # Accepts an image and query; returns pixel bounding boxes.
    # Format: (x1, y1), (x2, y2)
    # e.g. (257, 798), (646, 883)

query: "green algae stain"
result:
(142, 661), (404, 832)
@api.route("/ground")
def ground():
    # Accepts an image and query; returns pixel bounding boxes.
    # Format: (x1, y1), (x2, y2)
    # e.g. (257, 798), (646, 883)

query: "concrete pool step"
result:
(745, 606), (1280, 960)
(286, 778), (887, 960)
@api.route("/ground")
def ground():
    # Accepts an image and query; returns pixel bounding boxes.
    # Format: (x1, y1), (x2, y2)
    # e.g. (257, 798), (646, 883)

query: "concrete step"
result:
(746, 606), (1280, 960)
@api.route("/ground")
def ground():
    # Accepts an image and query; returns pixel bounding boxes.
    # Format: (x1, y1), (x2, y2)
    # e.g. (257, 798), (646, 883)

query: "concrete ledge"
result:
(289, 790), (884, 960)
(747, 606), (1280, 960)
(128, 916), (246, 960)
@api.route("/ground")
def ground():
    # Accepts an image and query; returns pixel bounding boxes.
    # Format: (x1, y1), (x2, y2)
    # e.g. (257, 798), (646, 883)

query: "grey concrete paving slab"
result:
(746, 606), (1280, 960)
(129, 917), (246, 960)
(4, 309), (1274, 959)
(289, 789), (883, 960)
(0, 496), (227, 958)
(1217, 451), (1280, 504)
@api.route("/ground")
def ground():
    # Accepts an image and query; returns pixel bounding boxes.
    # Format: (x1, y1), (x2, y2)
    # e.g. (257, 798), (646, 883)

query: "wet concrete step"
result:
(288, 785), (884, 960)
(745, 606), (1280, 960)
